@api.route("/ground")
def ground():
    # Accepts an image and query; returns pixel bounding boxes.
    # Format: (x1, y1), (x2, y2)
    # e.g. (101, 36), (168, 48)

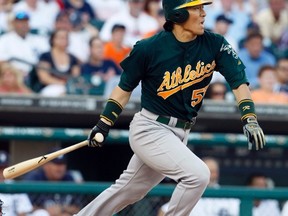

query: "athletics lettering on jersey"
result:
(157, 60), (216, 99)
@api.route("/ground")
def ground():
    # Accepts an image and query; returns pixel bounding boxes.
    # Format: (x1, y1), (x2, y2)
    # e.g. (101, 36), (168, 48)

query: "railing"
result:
(0, 182), (287, 216)
(1, 126), (288, 148)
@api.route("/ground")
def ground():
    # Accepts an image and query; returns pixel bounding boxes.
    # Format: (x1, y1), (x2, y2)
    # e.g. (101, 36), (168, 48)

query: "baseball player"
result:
(76, 0), (265, 215)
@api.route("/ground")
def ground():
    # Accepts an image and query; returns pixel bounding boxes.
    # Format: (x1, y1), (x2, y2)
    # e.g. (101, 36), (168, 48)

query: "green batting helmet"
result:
(162, 0), (213, 23)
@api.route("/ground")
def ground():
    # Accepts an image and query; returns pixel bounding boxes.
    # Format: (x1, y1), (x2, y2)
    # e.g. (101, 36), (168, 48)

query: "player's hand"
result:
(88, 120), (110, 147)
(243, 117), (265, 150)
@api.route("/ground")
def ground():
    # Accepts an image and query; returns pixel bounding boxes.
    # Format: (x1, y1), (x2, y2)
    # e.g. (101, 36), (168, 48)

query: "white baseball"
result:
(95, 133), (104, 143)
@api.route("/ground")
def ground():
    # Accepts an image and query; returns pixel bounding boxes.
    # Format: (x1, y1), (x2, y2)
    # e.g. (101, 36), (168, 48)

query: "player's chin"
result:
(196, 29), (205, 35)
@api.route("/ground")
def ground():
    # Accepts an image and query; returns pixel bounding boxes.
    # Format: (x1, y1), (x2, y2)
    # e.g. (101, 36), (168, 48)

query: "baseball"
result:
(95, 133), (104, 143)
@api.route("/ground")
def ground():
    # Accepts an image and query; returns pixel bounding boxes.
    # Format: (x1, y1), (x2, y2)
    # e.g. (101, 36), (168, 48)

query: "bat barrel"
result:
(3, 140), (88, 179)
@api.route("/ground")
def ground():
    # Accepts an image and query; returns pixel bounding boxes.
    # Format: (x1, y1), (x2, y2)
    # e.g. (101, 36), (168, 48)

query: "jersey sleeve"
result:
(214, 36), (248, 89)
(118, 41), (147, 91)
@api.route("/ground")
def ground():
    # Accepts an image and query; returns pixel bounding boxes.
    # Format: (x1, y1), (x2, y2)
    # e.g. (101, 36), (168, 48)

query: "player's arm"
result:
(88, 86), (132, 147)
(232, 84), (265, 150)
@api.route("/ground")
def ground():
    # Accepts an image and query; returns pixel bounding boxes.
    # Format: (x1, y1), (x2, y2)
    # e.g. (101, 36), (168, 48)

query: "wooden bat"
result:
(3, 133), (104, 179)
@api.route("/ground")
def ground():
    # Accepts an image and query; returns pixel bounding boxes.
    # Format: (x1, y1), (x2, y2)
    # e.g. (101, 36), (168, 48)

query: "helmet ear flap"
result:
(169, 9), (189, 23)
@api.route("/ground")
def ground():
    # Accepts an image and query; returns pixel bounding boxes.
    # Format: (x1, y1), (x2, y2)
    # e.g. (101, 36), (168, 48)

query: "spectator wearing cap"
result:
(103, 24), (131, 68)
(0, 11), (49, 83)
(212, 14), (238, 52)
(12, 0), (60, 36)
(0, 150), (49, 216)
(209, 14), (238, 84)
(23, 147), (84, 216)
(238, 31), (276, 89)
(23, 147), (79, 182)
(204, 0), (252, 45)
(99, 0), (158, 48)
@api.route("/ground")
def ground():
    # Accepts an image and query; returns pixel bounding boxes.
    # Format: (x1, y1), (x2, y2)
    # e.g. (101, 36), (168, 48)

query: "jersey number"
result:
(191, 86), (208, 107)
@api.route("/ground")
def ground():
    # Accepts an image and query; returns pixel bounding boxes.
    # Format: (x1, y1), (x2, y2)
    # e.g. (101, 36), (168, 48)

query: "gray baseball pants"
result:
(75, 108), (210, 216)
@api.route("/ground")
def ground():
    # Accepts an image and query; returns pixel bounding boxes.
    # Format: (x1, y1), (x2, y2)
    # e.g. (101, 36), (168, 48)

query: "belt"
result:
(156, 115), (195, 130)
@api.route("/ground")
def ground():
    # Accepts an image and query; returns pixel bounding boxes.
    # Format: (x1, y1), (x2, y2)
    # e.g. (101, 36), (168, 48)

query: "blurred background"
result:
(0, 0), (287, 215)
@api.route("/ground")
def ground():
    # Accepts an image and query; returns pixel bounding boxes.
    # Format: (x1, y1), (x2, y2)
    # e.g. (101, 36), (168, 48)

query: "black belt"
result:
(156, 116), (195, 130)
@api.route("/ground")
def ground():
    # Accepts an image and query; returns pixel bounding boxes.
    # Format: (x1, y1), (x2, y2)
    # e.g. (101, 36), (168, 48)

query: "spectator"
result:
(79, 36), (121, 96)
(277, 28), (288, 58)
(254, 0), (288, 47)
(0, 62), (32, 94)
(23, 148), (84, 216)
(274, 57), (288, 94)
(143, 9), (166, 38)
(0, 11), (49, 82)
(0, 150), (49, 216)
(12, 0), (60, 36)
(281, 200), (288, 216)
(238, 31), (276, 89)
(204, 81), (228, 101)
(35, 29), (80, 96)
(158, 157), (240, 216)
(53, 9), (98, 63)
(64, 0), (96, 23)
(99, 0), (158, 47)
(238, 21), (261, 50)
(212, 14), (238, 51)
(204, 0), (252, 44)
(143, 0), (161, 19)
(251, 65), (288, 104)
(245, 173), (281, 216)
(87, 0), (126, 22)
(103, 24), (131, 68)
(0, 0), (13, 34)
(54, 10), (73, 32)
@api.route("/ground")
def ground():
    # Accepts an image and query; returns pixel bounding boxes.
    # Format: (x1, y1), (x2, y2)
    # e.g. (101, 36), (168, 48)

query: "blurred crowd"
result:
(0, 0), (287, 104)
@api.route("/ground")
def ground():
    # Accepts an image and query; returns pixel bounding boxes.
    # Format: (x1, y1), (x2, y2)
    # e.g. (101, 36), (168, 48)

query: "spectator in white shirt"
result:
(246, 173), (281, 216)
(0, 150), (49, 216)
(0, 11), (49, 82)
(87, 0), (127, 22)
(99, 0), (158, 48)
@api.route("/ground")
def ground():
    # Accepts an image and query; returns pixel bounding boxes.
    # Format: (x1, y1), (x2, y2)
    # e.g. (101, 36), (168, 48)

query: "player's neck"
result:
(172, 28), (197, 42)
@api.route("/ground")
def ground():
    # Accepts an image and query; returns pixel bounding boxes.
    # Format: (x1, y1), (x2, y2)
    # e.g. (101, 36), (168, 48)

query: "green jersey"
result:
(119, 30), (247, 121)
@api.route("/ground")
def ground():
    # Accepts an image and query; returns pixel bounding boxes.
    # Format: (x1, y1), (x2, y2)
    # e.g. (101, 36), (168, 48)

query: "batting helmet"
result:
(162, 0), (213, 24)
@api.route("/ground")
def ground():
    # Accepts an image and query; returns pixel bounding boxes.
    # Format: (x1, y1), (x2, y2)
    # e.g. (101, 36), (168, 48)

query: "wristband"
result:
(100, 98), (123, 125)
(238, 99), (257, 122)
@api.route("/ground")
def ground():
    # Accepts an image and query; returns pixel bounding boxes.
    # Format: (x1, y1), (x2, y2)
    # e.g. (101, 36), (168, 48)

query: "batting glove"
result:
(243, 117), (265, 150)
(88, 120), (110, 147)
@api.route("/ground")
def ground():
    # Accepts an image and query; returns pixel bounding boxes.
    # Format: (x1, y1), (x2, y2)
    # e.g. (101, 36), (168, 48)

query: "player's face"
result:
(183, 5), (207, 36)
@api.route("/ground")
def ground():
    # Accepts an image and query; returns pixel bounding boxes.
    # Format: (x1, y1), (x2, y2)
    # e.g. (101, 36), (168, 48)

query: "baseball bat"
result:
(3, 133), (104, 179)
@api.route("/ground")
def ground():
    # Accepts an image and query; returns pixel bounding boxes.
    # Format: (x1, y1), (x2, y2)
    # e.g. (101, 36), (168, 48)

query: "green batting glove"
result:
(243, 117), (265, 150)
